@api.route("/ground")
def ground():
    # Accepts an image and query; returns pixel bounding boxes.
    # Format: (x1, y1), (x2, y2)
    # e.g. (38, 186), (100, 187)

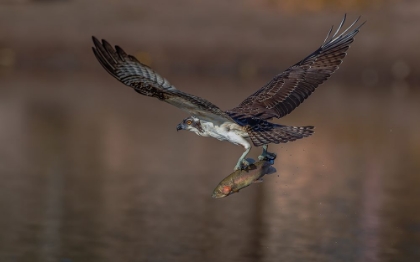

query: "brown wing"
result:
(92, 37), (233, 123)
(227, 15), (365, 121)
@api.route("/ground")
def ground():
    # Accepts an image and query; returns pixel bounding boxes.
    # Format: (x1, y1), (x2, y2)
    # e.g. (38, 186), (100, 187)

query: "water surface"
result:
(0, 72), (419, 262)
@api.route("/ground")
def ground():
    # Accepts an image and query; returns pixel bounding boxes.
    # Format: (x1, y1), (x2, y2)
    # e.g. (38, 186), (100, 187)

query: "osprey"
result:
(92, 15), (364, 170)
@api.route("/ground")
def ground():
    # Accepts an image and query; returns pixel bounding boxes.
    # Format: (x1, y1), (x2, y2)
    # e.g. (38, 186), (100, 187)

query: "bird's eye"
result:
(186, 120), (192, 125)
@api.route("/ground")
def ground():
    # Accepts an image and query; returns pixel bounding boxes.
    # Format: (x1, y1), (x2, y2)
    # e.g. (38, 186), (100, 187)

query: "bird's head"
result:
(176, 116), (204, 134)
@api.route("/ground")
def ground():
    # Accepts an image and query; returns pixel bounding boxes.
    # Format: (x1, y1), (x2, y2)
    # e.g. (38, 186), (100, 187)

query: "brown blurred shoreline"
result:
(1, 0), (420, 90)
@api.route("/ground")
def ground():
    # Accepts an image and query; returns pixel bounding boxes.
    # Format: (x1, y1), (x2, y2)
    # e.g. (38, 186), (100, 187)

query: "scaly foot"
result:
(234, 158), (251, 171)
(258, 151), (277, 161)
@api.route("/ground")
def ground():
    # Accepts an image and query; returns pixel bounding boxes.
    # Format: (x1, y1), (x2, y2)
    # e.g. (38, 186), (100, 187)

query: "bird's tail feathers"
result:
(248, 125), (314, 147)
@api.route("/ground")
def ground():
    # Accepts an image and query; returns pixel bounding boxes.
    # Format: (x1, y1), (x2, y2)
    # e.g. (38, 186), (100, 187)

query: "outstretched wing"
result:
(227, 15), (365, 121)
(92, 37), (233, 123)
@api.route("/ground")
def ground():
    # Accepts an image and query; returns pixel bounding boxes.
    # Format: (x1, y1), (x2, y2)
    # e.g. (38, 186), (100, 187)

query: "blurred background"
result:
(0, 0), (419, 261)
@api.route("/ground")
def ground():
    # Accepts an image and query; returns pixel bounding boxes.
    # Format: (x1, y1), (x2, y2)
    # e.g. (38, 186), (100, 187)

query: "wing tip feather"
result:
(323, 15), (365, 48)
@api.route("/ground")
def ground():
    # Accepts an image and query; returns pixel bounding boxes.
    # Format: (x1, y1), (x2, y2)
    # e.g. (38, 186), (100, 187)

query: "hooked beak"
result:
(176, 123), (184, 131)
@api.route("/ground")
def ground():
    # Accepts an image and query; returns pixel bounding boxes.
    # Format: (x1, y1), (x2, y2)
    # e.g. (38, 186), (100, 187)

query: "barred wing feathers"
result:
(227, 15), (365, 121)
(92, 37), (233, 123)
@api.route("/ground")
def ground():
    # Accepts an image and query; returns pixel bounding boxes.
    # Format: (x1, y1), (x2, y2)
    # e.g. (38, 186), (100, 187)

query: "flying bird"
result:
(92, 15), (364, 171)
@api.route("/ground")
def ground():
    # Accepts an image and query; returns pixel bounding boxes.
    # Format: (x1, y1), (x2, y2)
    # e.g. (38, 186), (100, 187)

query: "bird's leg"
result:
(258, 144), (277, 161)
(234, 141), (251, 171)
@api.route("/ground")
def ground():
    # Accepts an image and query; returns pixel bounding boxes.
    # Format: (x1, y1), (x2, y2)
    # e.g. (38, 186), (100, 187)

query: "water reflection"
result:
(0, 72), (419, 261)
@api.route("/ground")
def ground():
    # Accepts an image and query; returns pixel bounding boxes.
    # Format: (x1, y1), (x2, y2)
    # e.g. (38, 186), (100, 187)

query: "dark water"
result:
(0, 72), (419, 262)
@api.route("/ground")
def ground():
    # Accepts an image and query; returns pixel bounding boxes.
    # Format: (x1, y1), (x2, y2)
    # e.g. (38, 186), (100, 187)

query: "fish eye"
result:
(186, 120), (192, 125)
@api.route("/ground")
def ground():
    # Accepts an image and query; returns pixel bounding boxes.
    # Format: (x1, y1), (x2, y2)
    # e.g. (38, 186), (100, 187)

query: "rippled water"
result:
(0, 72), (419, 262)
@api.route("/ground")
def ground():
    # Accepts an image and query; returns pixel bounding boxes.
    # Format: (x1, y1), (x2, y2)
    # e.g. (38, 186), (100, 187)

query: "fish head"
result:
(211, 184), (233, 198)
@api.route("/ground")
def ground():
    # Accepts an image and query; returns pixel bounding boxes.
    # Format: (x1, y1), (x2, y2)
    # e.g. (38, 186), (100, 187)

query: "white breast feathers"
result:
(200, 121), (249, 143)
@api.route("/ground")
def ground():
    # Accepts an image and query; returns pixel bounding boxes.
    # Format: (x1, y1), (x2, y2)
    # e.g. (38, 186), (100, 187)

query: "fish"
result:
(212, 159), (276, 198)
